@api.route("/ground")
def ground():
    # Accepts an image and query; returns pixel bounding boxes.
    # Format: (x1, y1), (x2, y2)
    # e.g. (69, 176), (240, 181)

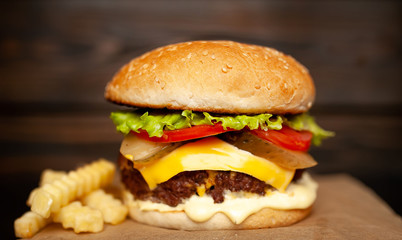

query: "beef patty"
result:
(119, 155), (303, 207)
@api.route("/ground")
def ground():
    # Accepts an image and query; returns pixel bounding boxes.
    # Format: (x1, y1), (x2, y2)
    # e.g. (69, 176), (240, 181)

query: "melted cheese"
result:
(124, 172), (318, 224)
(134, 137), (295, 191)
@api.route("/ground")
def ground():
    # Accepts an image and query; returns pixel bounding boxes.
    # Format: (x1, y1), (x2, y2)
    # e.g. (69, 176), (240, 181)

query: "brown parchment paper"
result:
(30, 174), (402, 240)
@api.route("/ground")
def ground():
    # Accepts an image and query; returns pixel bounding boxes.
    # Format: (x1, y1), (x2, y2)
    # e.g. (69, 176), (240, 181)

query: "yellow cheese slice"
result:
(134, 137), (295, 192)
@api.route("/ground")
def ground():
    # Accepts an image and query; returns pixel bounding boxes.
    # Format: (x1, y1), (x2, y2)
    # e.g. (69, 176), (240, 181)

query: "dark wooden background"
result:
(1, 0), (401, 238)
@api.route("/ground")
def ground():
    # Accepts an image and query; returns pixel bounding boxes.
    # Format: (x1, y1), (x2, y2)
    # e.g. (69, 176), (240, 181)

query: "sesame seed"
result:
(211, 54), (216, 60)
(278, 57), (287, 64)
(167, 46), (178, 51)
(155, 77), (165, 89)
(222, 67), (228, 73)
(202, 50), (208, 56)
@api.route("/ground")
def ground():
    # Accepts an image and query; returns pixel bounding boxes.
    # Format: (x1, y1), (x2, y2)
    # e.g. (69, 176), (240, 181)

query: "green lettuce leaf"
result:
(110, 110), (283, 137)
(110, 110), (334, 146)
(285, 113), (335, 146)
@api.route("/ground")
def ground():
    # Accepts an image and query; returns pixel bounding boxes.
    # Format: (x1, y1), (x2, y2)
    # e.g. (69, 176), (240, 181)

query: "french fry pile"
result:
(14, 159), (128, 238)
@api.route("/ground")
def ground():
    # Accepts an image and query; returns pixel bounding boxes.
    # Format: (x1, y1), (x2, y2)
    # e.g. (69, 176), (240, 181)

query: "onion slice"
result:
(120, 133), (183, 162)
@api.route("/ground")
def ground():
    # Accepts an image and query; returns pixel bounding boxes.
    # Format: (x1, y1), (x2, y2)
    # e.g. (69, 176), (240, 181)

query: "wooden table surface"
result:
(30, 175), (402, 239)
(1, 1), (401, 239)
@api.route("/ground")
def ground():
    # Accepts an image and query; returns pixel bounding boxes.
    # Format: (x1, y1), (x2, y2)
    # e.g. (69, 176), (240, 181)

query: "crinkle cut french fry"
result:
(68, 171), (86, 198)
(27, 170), (67, 207)
(41, 183), (62, 213)
(14, 211), (51, 238)
(53, 179), (70, 206)
(92, 160), (115, 187)
(59, 174), (78, 202)
(27, 188), (39, 207)
(83, 166), (101, 190)
(31, 159), (115, 218)
(31, 189), (54, 218)
(40, 169), (67, 187)
(76, 168), (92, 194)
(83, 189), (128, 224)
(53, 201), (103, 233)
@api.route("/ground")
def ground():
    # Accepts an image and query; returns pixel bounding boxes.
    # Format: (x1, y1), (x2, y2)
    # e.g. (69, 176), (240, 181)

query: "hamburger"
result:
(104, 40), (333, 230)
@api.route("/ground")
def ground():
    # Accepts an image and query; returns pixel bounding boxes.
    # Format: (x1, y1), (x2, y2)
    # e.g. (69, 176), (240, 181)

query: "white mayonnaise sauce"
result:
(124, 173), (318, 224)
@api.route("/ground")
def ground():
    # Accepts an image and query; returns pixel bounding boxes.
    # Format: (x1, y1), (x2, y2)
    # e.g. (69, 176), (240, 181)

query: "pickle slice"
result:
(220, 132), (317, 169)
(120, 134), (183, 162)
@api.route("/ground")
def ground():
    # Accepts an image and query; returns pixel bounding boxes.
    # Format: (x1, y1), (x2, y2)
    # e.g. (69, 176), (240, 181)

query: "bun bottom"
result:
(124, 191), (313, 230)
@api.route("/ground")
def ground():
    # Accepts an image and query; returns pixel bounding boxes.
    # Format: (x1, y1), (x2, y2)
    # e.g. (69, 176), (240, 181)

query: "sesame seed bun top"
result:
(105, 40), (315, 114)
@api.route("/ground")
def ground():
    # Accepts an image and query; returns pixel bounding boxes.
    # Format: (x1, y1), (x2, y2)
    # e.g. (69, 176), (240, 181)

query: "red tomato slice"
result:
(250, 126), (312, 151)
(132, 123), (236, 143)
(133, 123), (312, 151)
